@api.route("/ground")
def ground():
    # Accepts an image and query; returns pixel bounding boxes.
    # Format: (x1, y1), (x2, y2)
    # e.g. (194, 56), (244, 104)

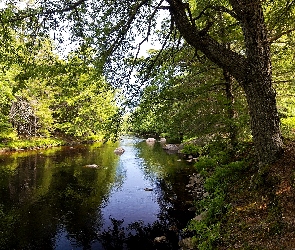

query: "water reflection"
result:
(0, 136), (196, 249)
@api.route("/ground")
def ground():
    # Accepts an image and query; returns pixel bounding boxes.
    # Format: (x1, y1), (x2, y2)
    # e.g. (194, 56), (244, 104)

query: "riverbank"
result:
(2, 135), (295, 249)
(220, 140), (295, 249)
(0, 135), (102, 153)
(182, 139), (295, 249)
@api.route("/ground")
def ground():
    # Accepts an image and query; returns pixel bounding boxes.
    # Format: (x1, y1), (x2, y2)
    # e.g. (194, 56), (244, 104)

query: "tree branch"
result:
(3, 0), (88, 24)
(105, 0), (150, 58)
(167, 0), (247, 83)
(268, 28), (295, 43)
(50, 0), (87, 14)
(194, 5), (238, 20)
(134, 0), (165, 61)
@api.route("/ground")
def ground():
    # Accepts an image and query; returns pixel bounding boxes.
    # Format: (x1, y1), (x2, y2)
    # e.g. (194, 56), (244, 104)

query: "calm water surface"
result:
(0, 136), (196, 249)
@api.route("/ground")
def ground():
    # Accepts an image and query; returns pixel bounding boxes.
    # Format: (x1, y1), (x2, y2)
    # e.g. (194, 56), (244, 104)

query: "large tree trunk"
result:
(167, 0), (284, 165)
(231, 0), (283, 164)
(242, 70), (283, 164)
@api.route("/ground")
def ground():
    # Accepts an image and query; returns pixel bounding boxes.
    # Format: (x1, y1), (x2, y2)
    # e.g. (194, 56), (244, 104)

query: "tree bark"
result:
(228, 0), (284, 164)
(167, 0), (284, 164)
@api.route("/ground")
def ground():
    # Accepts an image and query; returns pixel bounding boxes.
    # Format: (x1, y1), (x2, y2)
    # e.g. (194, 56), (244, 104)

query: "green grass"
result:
(0, 137), (65, 150)
(183, 141), (252, 249)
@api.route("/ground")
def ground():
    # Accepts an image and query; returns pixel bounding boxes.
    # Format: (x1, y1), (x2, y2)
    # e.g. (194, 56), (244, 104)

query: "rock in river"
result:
(162, 144), (180, 151)
(114, 147), (125, 155)
(84, 164), (99, 168)
(146, 138), (156, 143)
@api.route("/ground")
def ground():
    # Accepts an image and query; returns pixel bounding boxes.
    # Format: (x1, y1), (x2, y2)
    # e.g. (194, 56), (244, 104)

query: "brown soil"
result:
(220, 141), (295, 249)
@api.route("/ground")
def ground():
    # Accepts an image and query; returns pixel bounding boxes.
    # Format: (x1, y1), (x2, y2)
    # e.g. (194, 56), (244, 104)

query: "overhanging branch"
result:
(268, 28), (295, 43)
(2, 0), (88, 24)
(167, 0), (247, 83)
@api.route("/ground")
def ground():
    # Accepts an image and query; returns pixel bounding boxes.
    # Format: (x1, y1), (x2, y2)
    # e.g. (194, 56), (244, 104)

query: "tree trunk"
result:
(167, 0), (284, 165)
(243, 74), (283, 164)
(232, 0), (284, 164)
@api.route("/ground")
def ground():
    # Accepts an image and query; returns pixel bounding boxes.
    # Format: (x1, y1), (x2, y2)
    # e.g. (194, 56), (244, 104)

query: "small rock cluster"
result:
(182, 154), (199, 163)
(162, 143), (180, 151)
(186, 173), (208, 201)
(84, 164), (99, 169)
(146, 138), (157, 143)
(178, 173), (209, 249)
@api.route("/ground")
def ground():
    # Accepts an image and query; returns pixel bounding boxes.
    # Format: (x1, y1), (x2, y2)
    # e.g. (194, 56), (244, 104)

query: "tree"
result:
(165, 0), (284, 165)
(2, 0), (293, 164)
(130, 44), (250, 145)
(51, 53), (118, 138)
(0, 18), (118, 140)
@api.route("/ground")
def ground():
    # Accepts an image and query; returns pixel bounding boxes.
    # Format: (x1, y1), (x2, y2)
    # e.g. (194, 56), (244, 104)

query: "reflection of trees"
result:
(135, 141), (194, 179)
(0, 139), (197, 249)
(100, 218), (179, 250)
(94, 138), (192, 249)
(0, 143), (120, 249)
(135, 140), (196, 216)
(99, 216), (193, 250)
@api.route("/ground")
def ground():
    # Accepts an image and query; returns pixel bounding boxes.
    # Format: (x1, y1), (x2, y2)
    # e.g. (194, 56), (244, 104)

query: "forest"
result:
(0, 25), (119, 149)
(1, 0), (295, 249)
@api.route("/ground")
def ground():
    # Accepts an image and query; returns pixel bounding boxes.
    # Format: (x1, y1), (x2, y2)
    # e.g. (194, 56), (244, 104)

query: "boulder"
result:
(84, 164), (99, 168)
(154, 236), (166, 243)
(114, 147), (125, 155)
(193, 211), (207, 222)
(162, 144), (180, 151)
(146, 138), (156, 143)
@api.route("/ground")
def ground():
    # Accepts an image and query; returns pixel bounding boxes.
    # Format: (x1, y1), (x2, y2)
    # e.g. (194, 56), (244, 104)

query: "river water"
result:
(0, 136), (196, 249)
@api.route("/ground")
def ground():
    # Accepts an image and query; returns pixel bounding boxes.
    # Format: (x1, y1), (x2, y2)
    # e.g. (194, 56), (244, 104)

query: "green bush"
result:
(187, 141), (249, 249)
(181, 144), (202, 155)
(281, 117), (295, 138)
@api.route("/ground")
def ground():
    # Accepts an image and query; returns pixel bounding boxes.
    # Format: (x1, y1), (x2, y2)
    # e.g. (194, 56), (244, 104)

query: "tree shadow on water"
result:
(99, 218), (181, 250)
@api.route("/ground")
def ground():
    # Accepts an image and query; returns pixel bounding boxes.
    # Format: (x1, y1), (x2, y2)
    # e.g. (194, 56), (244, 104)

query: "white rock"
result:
(114, 147), (125, 155)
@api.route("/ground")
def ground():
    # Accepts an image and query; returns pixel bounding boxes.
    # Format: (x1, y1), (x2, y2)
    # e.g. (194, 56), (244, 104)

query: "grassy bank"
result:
(0, 137), (65, 152)
(182, 140), (295, 249)
(0, 134), (104, 152)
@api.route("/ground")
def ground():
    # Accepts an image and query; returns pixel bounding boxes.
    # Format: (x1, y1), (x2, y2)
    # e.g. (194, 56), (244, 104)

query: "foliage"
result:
(185, 142), (250, 249)
(51, 56), (118, 138)
(281, 117), (295, 138)
(0, 23), (119, 146)
(130, 47), (250, 143)
(271, 32), (295, 139)
(1, 0), (294, 164)
(0, 137), (64, 150)
(0, 62), (17, 140)
(181, 144), (203, 156)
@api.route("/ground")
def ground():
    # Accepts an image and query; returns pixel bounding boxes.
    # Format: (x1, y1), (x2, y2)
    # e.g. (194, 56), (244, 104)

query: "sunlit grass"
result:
(1, 137), (65, 150)
(281, 117), (295, 139)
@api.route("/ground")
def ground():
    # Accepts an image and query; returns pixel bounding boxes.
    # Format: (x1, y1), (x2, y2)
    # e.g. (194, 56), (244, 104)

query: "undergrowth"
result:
(185, 141), (254, 249)
(0, 137), (64, 150)
(182, 138), (295, 249)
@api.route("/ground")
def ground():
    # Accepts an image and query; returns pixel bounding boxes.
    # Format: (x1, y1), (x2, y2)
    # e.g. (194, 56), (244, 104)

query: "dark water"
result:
(0, 136), (196, 250)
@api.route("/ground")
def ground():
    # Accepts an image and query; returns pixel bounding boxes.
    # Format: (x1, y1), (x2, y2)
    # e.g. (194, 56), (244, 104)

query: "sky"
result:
(0, 0), (166, 58)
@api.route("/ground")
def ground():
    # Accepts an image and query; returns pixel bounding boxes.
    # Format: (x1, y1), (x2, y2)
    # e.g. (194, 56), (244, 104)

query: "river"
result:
(0, 136), (196, 249)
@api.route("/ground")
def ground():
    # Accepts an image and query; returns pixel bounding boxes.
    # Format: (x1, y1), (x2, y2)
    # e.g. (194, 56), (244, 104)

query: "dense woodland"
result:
(1, 0), (295, 249)
(0, 27), (119, 147)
